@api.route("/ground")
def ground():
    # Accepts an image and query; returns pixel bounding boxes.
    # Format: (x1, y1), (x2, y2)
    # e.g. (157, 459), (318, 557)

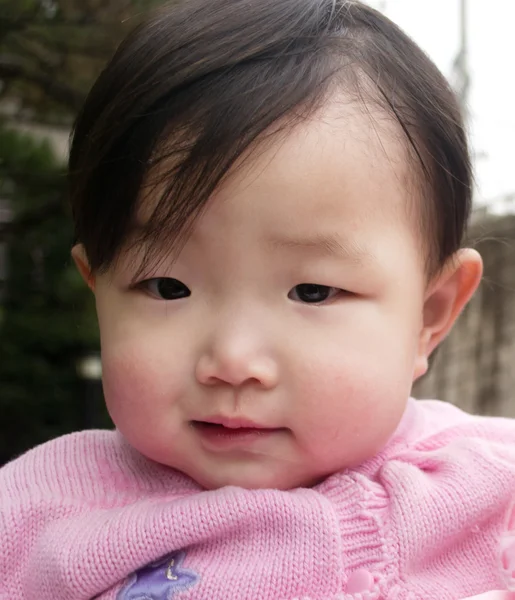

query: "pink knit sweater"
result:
(3, 399), (515, 600)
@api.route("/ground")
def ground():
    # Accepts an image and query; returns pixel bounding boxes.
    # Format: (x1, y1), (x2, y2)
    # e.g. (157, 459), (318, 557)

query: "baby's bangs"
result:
(116, 63), (336, 281)
(69, 0), (470, 276)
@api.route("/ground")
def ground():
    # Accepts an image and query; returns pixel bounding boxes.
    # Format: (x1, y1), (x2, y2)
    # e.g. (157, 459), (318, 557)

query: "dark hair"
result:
(69, 0), (471, 278)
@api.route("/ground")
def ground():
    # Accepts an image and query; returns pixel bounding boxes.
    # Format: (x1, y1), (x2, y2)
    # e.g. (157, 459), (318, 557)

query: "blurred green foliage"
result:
(0, 0), (163, 464)
(0, 126), (109, 464)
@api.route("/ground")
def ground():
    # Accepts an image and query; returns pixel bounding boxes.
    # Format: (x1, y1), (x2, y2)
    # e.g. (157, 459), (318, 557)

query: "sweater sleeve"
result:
(0, 430), (200, 600)
(374, 400), (515, 599)
(0, 431), (127, 600)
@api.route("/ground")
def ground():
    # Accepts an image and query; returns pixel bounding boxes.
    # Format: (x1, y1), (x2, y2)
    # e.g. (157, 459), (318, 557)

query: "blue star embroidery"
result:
(117, 550), (200, 600)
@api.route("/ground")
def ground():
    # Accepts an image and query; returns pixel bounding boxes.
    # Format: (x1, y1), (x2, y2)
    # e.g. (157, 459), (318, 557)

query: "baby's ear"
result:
(413, 249), (482, 380)
(71, 244), (95, 291)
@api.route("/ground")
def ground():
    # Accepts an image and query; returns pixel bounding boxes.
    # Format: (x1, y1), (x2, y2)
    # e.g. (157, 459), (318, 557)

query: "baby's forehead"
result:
(121, 102), (422, 284)
(137, 96), (413, 232)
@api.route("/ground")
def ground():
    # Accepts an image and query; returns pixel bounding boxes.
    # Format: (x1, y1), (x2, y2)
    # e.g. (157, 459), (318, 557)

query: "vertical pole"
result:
(457, 0), (470, 113)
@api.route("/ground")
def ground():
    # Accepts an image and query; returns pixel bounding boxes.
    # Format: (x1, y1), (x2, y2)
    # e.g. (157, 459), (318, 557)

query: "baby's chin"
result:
(181, 463), (332, 491)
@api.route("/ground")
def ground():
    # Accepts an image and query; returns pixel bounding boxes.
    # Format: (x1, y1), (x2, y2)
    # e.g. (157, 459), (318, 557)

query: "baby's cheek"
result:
(295, 354), (407, 466)
(101, 352), (188, 466)
(101, 351), (170, 427)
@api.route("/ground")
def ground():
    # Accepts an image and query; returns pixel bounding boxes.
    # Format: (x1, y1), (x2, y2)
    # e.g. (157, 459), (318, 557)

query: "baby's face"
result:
(92, 100), (428, 489)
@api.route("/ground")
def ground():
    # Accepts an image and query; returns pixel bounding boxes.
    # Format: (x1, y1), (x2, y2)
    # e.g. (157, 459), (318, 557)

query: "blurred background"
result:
(0, 0), (514, 466)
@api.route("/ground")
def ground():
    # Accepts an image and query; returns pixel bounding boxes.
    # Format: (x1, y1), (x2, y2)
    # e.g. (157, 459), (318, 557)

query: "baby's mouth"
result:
(191, 420), (285, 450)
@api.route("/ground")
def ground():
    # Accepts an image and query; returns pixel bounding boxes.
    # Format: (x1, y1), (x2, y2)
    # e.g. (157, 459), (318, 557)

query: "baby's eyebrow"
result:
(265, 233), (376, 265)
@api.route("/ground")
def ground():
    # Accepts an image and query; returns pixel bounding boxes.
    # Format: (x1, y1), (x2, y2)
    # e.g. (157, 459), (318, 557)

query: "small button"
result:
(507, 503), (515, 531)
(500, 534), (515, 592)
(460, 593), (515, 599)
(501, 536), (515, 576)
(346, 568), (374, 594)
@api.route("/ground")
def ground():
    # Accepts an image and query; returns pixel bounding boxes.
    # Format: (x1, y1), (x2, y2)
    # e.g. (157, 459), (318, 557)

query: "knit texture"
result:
(2, 399), (515, 600)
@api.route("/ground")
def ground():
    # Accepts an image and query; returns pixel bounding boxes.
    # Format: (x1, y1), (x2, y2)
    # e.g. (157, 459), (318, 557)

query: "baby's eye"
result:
(288, 284), (340, 304)
(140, 278), (191, 300)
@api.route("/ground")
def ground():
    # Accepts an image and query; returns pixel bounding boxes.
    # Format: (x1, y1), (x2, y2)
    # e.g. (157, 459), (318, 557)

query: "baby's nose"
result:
(195, 334), (278, 390)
